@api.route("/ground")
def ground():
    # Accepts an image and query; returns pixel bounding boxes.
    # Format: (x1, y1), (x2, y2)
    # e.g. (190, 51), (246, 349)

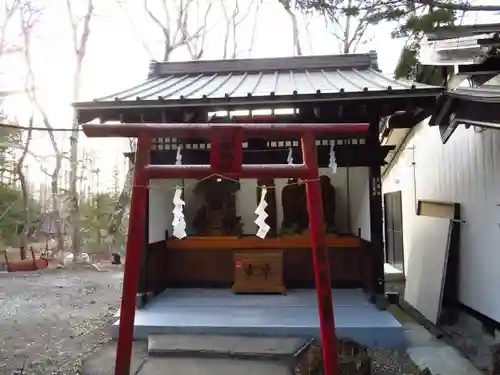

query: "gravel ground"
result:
(0, 269), (421, 375)
(370, 349), (421, 374)
(0, 266), (123, 375)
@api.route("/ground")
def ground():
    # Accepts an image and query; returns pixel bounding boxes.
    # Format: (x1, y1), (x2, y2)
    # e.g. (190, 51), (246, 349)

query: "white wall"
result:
(237, 179), (259, 235)
(383, 120), (500, 322)
(148, 168), (371, 241)
(148, 179), (180, 243)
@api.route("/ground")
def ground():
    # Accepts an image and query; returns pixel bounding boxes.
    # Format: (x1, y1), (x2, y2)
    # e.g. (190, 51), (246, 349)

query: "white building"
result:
(381, 24), (500, 328)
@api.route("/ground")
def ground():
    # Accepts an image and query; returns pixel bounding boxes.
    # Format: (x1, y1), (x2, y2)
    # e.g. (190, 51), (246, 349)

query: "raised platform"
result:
(112, 289), (405, 348)
(166, 234), (362, 250)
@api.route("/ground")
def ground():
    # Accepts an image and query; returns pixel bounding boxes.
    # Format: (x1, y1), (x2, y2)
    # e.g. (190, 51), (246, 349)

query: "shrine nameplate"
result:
(232, 250), (286, 294)
(210, 126), (243, 175)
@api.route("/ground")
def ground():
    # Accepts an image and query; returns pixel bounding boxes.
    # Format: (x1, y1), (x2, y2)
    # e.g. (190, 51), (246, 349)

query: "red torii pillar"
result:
(82, 122), (369, 375)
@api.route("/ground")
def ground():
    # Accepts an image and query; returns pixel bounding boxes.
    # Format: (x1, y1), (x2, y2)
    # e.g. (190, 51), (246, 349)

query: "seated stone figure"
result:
(281, 176), (337, 234)
(281, 178), (308, 234)
(320, 175), (336, 233)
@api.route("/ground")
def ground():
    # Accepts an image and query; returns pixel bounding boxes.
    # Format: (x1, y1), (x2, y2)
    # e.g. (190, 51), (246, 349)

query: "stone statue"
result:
(320, 175), (336, 233)
(281, 176), (337, 234)
(281, 178), (308, 234)
(192, 177), (242, 236)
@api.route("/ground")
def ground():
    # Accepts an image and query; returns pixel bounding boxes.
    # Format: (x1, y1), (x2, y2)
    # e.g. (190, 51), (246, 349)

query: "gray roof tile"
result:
(447, 85), (500, 103)
(94, 68), (436, 103)
(75, 52), (442, 112)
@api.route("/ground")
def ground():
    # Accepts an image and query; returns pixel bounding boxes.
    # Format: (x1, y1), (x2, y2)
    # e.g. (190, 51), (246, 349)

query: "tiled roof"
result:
(431, 85), (500, 127)
(95, 67), (431, 102)
(430, 84), (500, 143)
(74, 52), (442, 111)
(426, 22), (500, 41)
(446, 85), (500, 103)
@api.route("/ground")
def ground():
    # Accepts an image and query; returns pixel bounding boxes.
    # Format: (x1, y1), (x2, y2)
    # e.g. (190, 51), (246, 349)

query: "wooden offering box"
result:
(232, 250), (286, 294)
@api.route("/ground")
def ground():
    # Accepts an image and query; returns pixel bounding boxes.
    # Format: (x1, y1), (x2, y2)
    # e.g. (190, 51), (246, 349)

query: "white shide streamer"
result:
(175, 145), (183, 165)
(287, 147), (294, 164)
(329, 145), (337, 174)
(172, 187), (187, 239)
(254, 186), (270, 239)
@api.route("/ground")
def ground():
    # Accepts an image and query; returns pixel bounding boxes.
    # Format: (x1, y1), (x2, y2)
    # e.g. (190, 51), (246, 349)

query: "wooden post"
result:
(301, 133), (339, 375)
(114, 135), (150, 375)
(369, 164), (385, 298)
(368, 123), (385, 300)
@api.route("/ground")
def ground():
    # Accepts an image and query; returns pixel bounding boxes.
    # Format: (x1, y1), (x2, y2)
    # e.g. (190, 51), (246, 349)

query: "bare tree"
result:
(6, 0), (39, 260)
(181, 0), (213, 60)
(20, 1), (66, 259)
(15, 115), (33, 259)
(279, 0), (303, 56)
(220, 0), (257, 59)
(322, 0), (380, 54)
(66, 0), (95, 260)
(106, 138), (135, 256)
(144, 0), (213, 61)
(0, 0), (23, 56)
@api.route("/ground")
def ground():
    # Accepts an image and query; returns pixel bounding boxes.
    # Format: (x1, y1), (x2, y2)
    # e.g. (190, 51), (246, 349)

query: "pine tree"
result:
(293, 0), (500, 77)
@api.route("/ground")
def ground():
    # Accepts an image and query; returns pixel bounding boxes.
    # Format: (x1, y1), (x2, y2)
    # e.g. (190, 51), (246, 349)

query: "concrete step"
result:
(147, 334), (310, 361)
(81, 342), (293, 375)
(142, 357), (292, 375)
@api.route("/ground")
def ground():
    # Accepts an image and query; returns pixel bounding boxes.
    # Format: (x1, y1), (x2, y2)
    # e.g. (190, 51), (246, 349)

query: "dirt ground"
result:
(0, 265), (123, 375)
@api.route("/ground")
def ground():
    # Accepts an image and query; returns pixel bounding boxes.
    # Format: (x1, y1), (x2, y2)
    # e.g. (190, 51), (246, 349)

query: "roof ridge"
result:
(148, 53), (377, 77)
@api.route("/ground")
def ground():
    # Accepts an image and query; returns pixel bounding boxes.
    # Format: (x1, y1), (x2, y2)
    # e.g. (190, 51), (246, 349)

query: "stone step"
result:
(147, 334), (310, 361)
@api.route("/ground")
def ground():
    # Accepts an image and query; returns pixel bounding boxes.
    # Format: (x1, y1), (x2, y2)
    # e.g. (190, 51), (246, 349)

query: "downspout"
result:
(411, 145), (418, 214)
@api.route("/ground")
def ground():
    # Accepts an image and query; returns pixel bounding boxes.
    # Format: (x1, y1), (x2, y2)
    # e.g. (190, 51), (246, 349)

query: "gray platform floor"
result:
(112, 289), (405, 348)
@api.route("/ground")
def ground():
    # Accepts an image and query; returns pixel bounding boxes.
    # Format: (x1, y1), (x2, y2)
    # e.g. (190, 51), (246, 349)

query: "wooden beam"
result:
(145, 164), (314, 179)
(82, 122), (369, 138)
(166, 235), (362, 250)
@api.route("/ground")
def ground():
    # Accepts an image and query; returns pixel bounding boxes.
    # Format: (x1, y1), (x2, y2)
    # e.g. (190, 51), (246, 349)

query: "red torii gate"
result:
(82, 122), (369, 375)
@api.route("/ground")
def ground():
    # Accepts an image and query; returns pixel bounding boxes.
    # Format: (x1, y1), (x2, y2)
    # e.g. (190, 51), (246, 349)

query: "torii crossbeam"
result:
(82, 122), (370, 375)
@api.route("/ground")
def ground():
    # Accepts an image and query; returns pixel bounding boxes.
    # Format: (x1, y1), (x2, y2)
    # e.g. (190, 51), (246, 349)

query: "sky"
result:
(1, 0), (498, 195)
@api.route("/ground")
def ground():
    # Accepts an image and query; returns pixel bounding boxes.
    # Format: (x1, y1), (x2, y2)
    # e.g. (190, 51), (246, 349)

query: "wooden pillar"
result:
(137, 180), (150, 307)
(302, 133), (339, 375)
(369, 164), (385, 296)
(115, 135), (151, 375)
(368, 122), (385, 299)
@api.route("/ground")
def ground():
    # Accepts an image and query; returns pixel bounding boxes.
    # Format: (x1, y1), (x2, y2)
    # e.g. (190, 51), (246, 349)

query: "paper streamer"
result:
(287, 147), (294, 165)
(329, 145), (337, 174)
(172, 187), (187, 239)
(175, 145), (183, 165)
(254, 186), (270, 239)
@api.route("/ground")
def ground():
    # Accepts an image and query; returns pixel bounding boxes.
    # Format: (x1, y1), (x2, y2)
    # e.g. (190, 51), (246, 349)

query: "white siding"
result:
(148, 167), (371, 242)
(383, 120), (500, 322)
(148, 179), (180, 243)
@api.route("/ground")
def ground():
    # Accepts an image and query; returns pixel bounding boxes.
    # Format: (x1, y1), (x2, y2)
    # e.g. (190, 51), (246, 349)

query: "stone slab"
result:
(81, 342), (148, 375)
(148, 334), (308, 358)
(81, 342), (293, 375)
(141, 357), (291, 375)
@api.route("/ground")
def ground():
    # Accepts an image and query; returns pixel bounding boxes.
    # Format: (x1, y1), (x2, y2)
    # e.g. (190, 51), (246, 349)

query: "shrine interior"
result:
(149, 167), (370, 239)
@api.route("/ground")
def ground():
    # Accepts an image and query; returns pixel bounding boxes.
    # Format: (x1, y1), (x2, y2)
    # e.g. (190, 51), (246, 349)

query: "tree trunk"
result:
(67, 0), (94, 261)
(343, 0), (353, 54)
(52, 155), (65, 258)
(107, 163), (133, 256)
(69, 120), (80, 259)
(17, 169), (29, 260)
(16, 118), (34, 260)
